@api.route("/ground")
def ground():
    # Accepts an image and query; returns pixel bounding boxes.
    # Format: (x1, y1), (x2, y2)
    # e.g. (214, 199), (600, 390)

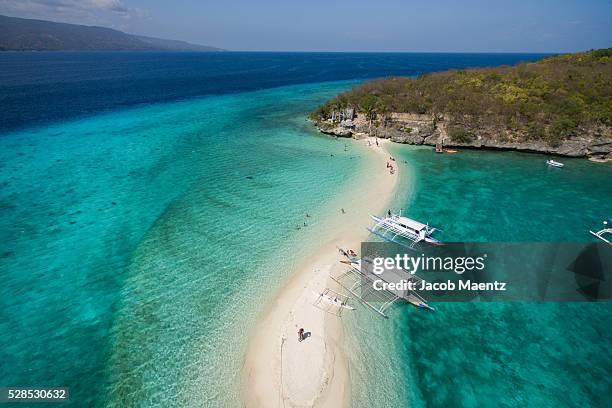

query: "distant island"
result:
(311, 48), (612, 161)
(0, 15), (223, 52)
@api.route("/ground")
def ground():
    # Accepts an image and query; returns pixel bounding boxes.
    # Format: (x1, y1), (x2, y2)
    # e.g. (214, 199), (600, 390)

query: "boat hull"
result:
(546, 160), (564, 167)
(370, 214), (443, 246)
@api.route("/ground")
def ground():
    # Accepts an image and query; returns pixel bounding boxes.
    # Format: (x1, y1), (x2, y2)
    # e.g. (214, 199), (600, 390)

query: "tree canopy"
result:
(311, 48), (612, 145)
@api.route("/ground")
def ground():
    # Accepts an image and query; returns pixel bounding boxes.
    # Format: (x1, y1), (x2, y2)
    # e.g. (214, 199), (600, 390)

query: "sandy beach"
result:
(242, 137), (399, 408)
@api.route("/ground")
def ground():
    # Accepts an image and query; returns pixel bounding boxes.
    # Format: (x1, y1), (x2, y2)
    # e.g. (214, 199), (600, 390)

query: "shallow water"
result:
(345, 145), (612, 408)
(0, 81), (376, 406)
(0, 51), (592, 407)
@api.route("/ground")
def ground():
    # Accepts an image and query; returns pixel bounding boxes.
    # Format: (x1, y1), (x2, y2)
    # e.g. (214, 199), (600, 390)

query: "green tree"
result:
(360, 96), (378, 136)
(377, 101), (390, 129)
(311, 47), (612, 145)
(449, 127), (474, 143)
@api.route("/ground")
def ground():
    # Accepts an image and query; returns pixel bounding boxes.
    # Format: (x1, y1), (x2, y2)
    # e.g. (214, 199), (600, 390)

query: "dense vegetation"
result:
(311, 48), (612, 146)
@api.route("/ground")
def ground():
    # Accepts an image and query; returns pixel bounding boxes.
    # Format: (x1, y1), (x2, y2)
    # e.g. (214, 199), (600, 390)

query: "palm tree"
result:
(360, 96), (377, 136)
(377, 101), (389, 129)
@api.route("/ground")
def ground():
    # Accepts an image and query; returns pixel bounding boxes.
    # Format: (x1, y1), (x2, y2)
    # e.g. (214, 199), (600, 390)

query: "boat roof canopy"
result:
(397, 216), (427, 231)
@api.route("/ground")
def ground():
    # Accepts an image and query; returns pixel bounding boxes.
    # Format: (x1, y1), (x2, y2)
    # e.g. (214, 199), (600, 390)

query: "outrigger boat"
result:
(333, 249), (435, 317)
(590, 218), (612, 245)
(314, 289), (355, 310)
(313, 288), (354, 316)
(368, 212), (443, 249)
(546, 159), (564, 168)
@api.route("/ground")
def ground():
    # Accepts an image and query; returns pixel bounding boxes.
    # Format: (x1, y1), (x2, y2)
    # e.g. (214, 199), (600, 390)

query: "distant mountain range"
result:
(0, 15), (223, 52)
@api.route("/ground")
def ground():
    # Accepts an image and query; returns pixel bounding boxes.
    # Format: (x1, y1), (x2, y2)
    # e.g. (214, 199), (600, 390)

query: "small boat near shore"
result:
(546, 159), (565, 167)
(368, 212), (443, 248)
(317, 290), (354, 309)
(435, 138), (458, 154)
(313, 288), (354, 316)
(590, 218), (612, 245)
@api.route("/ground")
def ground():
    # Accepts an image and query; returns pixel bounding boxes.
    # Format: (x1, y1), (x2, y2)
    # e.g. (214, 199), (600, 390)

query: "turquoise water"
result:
(1, 50), (610, 408)
(0, 81), (376, 406)
(346, 146), (612, 408)
(391, 146), (612, 242)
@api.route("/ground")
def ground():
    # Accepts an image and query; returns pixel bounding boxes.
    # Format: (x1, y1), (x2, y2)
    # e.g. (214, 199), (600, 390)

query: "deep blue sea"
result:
(3, 52), (610, 408)
(0, 52), (548, 132)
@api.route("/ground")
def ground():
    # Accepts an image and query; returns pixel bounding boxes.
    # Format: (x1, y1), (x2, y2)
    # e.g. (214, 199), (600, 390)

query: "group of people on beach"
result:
(386, 161), (395, 175)
(339, 248), (357, 259)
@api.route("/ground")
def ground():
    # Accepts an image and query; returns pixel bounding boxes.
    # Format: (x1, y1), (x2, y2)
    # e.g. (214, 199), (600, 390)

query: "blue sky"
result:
(1, 0), (611, 52)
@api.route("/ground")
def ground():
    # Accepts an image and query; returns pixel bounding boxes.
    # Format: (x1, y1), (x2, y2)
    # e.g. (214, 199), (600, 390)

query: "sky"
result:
(0, 0), (611, 52)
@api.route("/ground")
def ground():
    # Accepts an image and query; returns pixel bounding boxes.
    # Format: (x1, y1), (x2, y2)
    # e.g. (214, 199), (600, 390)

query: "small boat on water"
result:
(435, 145), (458, 154)
(590, 219), (612, 245)
(368, 212), (443, 248)
(435, 138), (457, 154)
(546, 159), (565, 167)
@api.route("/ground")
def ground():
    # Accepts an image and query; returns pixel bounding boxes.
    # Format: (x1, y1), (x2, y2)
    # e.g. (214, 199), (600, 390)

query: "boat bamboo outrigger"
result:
(590, 219), (612, 245)
(367, 211), (443, 249)
(312, 288), (354, 316)
(333, 249), (435, 317)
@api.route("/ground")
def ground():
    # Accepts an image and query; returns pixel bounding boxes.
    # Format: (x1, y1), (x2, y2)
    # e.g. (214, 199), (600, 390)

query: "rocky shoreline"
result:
(314, 112), (612, 162)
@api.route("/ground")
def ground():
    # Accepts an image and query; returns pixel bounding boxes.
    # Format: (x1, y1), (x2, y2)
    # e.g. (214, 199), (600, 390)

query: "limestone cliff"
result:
(311, 48), (612, 162)
(313, 112), (612, 161)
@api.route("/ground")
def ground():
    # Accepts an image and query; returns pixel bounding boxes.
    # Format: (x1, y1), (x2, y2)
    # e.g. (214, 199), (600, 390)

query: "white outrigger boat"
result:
(313, 288), (354, 316)
(334, 248), (435, 317)
(590, 218), (612, 245)
(314, 290), (355, 310)
(368, 212), (443, 248)
(546, 159), (564, 167)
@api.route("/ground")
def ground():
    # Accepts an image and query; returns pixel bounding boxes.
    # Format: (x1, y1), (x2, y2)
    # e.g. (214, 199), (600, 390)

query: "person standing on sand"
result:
(298, 328), (304, 342)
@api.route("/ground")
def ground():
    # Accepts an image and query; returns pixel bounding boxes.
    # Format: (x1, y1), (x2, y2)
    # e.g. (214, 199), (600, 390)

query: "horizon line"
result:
(1, 49), (566, 55)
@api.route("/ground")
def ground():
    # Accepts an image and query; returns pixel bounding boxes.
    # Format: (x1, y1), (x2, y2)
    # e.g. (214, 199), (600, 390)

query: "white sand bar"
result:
(242, 138), (398, 408)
